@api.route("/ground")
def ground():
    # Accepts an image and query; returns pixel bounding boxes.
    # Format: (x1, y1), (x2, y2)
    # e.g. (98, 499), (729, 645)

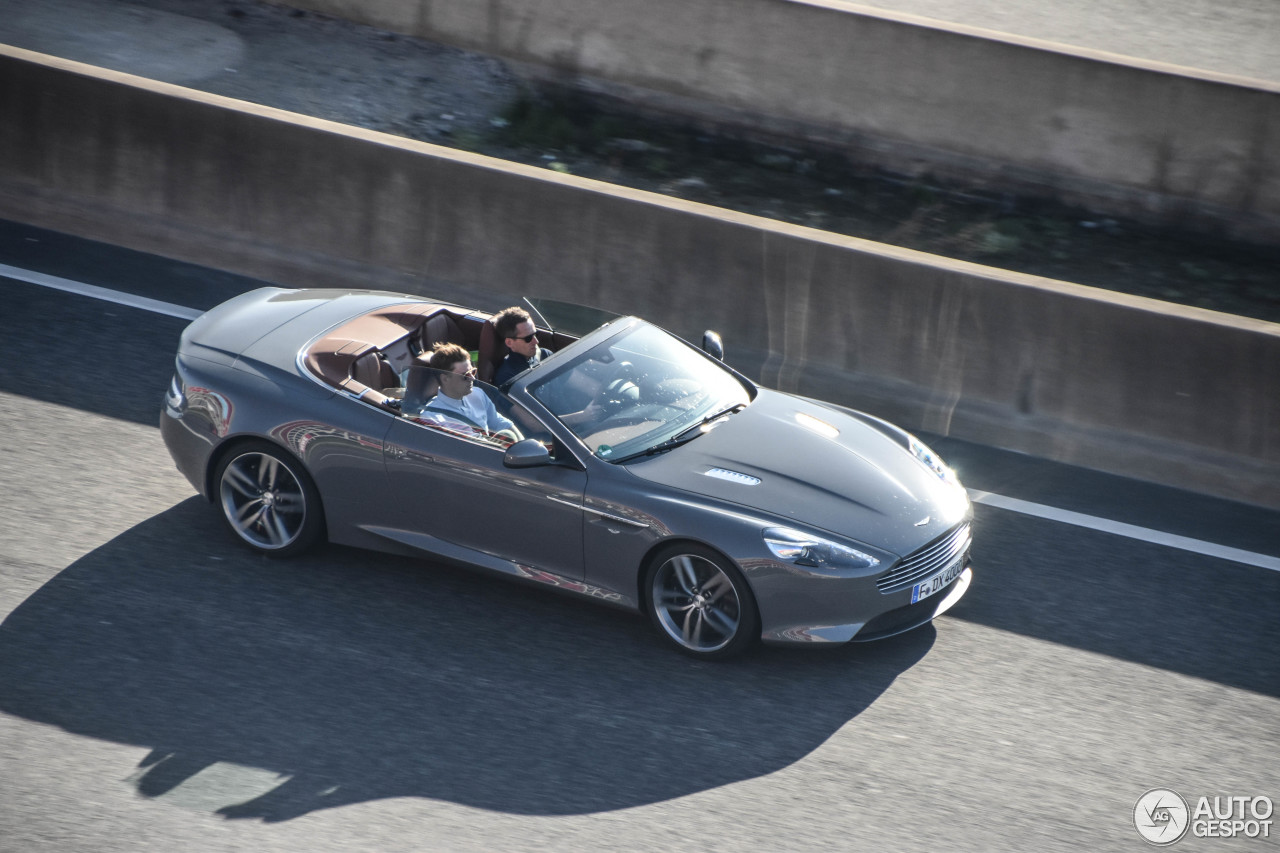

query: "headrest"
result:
(402, 367), (441, 413)
(477, 320), (509, 383)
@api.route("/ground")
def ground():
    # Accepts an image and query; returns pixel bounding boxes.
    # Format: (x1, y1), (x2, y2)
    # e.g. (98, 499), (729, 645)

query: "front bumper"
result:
(853, 565), (972, 642)
(759, 565), (973, 645)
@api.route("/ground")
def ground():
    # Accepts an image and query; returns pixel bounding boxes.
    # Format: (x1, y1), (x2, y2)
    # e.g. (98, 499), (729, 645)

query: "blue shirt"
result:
(423, 388), (515, 434)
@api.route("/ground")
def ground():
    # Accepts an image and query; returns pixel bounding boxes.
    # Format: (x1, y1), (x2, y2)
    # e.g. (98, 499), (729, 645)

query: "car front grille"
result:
(877, 522), (972, 593)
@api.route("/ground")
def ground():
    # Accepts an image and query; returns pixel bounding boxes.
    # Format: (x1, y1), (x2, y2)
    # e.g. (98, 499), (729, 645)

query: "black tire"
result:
(643, 543), (760, 659)
(213, 441), (324, 556)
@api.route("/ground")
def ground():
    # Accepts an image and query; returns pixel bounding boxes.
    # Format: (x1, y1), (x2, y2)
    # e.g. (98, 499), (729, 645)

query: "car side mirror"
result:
(702, 330), (725, 361)
(503, 437), (554, 468)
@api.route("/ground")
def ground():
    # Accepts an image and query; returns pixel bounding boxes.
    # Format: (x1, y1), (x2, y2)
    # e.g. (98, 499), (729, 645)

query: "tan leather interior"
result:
(303, 303), (486, 410)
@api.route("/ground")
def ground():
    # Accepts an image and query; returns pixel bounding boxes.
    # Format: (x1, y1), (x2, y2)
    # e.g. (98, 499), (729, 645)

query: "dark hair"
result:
(427, 341), (470, 371)
(492, 306), (532, 342)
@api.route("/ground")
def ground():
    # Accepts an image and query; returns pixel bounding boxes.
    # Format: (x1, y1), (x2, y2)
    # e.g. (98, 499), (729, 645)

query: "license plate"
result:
(911, 556), (965, 604)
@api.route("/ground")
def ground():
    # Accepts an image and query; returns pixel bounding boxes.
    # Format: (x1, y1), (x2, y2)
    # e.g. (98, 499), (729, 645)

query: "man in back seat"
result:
(422, 343), (517, 440)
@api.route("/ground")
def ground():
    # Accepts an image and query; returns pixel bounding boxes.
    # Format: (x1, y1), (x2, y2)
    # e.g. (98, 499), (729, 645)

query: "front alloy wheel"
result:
(216, 442), (322, 555)
(646, 545), (759, 659)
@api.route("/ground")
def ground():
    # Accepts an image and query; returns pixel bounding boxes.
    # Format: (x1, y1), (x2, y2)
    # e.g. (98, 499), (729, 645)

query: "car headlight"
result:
(763, 527), (880, 570)
(909, 435), (959, 487)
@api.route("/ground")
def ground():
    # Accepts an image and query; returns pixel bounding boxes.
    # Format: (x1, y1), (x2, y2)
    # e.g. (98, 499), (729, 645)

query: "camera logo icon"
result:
(1135, 788), (1191, 845)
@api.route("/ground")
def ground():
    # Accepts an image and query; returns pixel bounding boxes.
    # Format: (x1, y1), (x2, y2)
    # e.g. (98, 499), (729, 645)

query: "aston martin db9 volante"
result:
(161, 288), (973, 658)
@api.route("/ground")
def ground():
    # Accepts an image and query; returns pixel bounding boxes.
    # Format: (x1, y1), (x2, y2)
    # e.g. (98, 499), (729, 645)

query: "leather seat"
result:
(401, 367), (441, 415)
(350, 350), (398, 392)
(476, 319), (508, 384)
(419, 311), (466, 354)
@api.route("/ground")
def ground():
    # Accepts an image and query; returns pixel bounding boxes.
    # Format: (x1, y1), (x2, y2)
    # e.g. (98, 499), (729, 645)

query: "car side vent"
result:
(704, 468), (761, 486)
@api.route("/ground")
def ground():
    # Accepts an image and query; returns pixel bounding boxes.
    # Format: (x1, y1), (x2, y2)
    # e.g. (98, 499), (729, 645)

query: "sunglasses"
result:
(450, 365), (477, 378)
(510, 332), (537, 343)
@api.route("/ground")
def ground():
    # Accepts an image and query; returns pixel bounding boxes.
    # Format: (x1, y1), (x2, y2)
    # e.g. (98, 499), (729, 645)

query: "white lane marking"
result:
(969, 490), (1280, 572)
(8, 264), (1278, 573)
(1, 262), (203, 321)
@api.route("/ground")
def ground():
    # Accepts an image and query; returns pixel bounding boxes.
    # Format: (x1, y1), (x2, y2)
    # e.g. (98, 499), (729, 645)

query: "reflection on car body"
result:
(162, 288), (973, 659)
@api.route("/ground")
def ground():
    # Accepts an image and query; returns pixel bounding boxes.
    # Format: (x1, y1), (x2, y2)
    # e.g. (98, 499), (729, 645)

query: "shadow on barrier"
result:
(0, 498), (934, 821)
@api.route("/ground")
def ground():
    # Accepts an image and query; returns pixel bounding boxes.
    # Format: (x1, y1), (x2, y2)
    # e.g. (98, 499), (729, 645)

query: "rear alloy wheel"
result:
(216, 442), (323, 556)
(645, 544), (759, 659)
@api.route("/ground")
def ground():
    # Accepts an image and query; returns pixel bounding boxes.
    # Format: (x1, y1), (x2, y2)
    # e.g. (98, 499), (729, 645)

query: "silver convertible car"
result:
(162, 288), (973, 659)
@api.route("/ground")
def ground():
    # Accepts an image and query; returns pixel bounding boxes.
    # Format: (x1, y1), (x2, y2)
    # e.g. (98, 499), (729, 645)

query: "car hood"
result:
(625, 390), (970, 557)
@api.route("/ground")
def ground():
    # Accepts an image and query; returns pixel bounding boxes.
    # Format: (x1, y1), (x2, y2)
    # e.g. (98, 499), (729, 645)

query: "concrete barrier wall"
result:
(2, 48), (1277, 507)
(269, 0), (1280, 243)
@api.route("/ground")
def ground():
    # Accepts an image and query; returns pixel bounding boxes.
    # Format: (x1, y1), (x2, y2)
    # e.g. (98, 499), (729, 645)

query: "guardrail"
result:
(1, 46), (1276, 508)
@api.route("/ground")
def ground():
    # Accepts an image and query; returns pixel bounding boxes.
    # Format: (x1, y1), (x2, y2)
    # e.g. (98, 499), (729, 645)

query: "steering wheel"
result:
(593, 361), (637, 413)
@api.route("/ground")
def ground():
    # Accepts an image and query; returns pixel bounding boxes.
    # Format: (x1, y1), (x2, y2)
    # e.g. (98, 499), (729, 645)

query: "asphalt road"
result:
(0, 220), (1277, 852)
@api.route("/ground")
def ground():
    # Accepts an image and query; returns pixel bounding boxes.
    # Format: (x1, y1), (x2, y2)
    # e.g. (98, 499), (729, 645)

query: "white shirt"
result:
(424, 388), (515, 434)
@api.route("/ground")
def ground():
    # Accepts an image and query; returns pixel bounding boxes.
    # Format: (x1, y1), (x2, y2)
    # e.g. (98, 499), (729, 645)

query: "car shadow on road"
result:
(0, 498), (935, 821)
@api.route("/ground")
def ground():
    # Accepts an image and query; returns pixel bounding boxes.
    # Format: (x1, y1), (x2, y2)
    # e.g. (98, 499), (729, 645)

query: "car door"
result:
(283, 389), (402, 534)
(381, 378), (588, 581)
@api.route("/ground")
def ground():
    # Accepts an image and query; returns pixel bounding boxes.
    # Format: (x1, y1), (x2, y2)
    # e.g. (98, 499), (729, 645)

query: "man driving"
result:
(492, 306), (552, 386)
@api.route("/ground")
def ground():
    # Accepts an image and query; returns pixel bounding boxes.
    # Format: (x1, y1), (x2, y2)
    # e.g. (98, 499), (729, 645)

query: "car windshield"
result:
(523, 297), (621, 338)
(527, 321), (753, 462)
